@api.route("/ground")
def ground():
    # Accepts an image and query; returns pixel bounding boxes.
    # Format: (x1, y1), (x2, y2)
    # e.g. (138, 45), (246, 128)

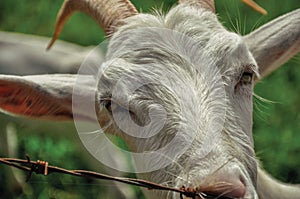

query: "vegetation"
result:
(0, 0), (299, 198)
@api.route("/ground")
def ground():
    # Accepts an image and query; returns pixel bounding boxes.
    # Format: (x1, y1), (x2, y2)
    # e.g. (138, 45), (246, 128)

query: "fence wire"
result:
(0, 156), (232, 199)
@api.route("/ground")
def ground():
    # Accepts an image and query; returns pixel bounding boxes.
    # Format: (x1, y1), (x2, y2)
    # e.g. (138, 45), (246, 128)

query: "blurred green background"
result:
(0, 0), (299, 198)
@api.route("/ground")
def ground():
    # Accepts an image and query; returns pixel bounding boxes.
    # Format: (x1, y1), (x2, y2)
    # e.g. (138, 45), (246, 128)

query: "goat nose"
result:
(197, 167), (247, 198)
(200, 177), (246, 198)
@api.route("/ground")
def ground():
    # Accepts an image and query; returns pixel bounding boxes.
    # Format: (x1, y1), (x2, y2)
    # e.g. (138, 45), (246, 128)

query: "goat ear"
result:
(0, 74), (97, 121)
(244, 8), (300, 80)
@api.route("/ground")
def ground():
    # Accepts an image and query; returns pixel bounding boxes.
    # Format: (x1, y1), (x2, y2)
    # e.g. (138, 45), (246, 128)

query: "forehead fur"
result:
(97, 5), (234, 147)
(106, 4), (258, 78)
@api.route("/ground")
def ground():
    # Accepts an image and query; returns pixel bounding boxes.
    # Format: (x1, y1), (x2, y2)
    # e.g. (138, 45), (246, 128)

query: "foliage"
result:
(0, 0), (299, 198)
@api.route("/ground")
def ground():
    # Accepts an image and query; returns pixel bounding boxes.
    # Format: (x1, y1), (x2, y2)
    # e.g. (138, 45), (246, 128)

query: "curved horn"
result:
(242, 0), (267, 15)
(47, 0), (138, 50)
(179, 0), (215, 13)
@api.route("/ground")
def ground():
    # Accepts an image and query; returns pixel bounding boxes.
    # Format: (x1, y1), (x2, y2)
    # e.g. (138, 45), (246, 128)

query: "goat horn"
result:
(47, 0), (138, 50)
(179, 0), (215, 13)
(242, 0), (267, 15)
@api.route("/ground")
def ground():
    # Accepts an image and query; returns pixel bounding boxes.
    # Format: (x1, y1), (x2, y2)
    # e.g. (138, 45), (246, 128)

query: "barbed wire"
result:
(0, 156), (231, 199)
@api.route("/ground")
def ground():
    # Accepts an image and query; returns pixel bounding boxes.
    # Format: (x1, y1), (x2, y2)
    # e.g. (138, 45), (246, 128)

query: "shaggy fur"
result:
(96, 4), (259, 198)
(0, 2), (299, 199)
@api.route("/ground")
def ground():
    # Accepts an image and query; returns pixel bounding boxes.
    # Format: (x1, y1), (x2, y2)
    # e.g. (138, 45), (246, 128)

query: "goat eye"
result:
(241, 72), (253, 84)
(105, 100), (112, 112)
(101, 98), (112, 112)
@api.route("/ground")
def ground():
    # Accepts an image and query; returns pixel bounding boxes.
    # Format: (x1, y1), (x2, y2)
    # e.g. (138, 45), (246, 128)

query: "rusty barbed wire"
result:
(0, 156), (232, 199)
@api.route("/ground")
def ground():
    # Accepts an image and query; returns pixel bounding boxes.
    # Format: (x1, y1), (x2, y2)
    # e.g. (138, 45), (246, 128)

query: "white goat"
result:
(0, 0), (299, 199)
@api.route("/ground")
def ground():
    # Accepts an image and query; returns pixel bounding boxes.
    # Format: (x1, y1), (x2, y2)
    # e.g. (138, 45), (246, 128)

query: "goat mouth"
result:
(180, 184), (243, 199)
(198, 193), (237, 199)
(180, 190), (235, 199)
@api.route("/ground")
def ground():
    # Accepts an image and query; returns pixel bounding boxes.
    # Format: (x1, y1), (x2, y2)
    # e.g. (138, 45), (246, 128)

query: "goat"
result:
(0, 0), (299, 198)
